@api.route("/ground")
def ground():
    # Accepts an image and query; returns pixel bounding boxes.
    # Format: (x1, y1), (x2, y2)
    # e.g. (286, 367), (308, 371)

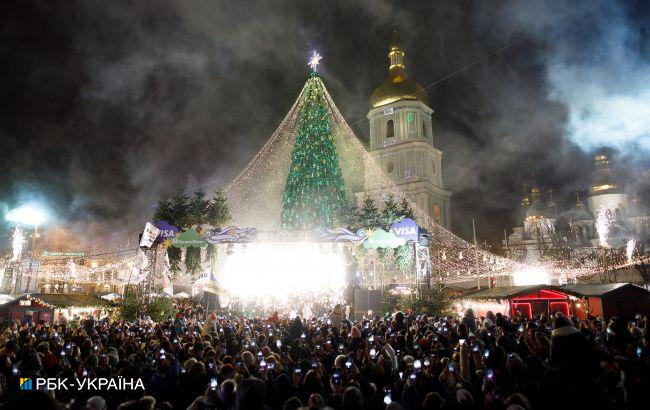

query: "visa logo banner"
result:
(390, 218), (419, 242)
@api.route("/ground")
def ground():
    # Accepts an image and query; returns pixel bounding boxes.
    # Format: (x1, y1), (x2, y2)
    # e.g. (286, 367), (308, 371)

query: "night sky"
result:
(1, 0), (649, 250)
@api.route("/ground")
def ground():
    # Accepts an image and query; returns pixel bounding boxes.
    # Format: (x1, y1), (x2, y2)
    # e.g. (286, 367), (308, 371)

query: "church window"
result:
(386, 161), (394, 173)
(407, 111), (417, 137)
(422, 122), (427, 139)
(386, 120), (394, 139)
(434, 205), (441, 222)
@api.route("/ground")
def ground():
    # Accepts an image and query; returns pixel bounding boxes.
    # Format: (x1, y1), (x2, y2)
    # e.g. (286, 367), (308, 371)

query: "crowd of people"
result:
(0, 298), (648, 410)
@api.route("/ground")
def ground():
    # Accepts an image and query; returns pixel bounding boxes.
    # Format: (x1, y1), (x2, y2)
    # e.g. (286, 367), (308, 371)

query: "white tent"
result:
(100, 293), (121, 301)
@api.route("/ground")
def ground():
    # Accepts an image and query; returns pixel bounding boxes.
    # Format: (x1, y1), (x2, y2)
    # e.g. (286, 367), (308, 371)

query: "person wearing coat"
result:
(461, 309), (477, 332)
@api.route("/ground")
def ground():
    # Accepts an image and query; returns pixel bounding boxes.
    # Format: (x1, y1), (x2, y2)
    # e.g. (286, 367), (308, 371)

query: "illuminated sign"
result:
(41, 251), (85, 257)
(154, 221), (179, 243)
(390, 218), (419, 242)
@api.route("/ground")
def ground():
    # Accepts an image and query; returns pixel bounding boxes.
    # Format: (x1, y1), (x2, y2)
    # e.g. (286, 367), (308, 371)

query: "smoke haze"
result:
(1, 0), (648, 248)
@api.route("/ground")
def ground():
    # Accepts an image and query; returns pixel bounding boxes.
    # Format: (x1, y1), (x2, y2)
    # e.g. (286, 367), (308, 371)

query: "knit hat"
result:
(184, 358), (197, 373)
(482, 318), (494, 329)
(456, 389), (474, 407)
(552, 316), (572, 330)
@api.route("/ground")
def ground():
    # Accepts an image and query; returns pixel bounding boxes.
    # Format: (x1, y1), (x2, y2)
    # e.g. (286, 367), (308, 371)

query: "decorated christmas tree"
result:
(281, 55), (348, 230)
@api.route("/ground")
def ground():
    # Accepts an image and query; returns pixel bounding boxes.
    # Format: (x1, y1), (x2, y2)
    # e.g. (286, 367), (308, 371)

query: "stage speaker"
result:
(354, 289), (383, 320)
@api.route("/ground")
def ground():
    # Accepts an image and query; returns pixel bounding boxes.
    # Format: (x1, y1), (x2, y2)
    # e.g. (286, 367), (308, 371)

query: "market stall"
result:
(0, 293), (115, 325)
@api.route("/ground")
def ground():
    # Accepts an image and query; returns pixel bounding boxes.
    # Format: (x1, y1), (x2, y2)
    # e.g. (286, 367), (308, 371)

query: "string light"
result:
(281, 74), (347, 229)
(223, 73), (647, 284)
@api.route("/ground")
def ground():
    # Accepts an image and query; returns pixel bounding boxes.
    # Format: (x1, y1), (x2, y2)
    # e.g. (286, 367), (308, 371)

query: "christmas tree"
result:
(358, 195), (381, 228)
(281, 69), (348, 230)
(381, 193), (401, 228)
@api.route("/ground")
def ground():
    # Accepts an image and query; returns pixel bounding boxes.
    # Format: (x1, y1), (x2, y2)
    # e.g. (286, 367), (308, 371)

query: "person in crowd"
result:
(461, 309), (477, 332)
(0, 297), (647, 410)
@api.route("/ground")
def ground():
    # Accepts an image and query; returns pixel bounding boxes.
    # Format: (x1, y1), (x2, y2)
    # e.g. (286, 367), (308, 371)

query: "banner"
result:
(164, 250), (170, 269)
(315, 227), (367, 243)
(203, 263), (220, 294)
(139, 222), (160, 248)
(390, 218), (419, 242)
(154, 221), (179, 243)
(362, 229), (406, 249)
(205, 226), (257, 244)
(171, 228), (207, 248)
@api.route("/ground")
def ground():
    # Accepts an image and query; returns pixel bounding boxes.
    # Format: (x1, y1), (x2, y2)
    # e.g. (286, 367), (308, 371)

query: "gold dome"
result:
(370, 28), (429, 108)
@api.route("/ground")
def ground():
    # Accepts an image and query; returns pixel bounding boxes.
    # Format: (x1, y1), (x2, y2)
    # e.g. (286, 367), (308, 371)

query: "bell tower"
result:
(365, 28), (451, 228)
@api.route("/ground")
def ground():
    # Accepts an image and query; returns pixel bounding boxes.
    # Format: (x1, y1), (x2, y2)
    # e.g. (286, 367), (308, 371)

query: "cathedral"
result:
(504, 152), (649, 268)
(360, 29), (452, 229)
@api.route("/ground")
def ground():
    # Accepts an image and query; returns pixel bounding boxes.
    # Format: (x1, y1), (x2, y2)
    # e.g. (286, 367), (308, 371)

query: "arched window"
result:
(386, 120), (394, 139)
(434, 205), (441, 222)
(406, 112), (416, 137)
(422, 122), (427, 139)
(386, 161), (394, 173)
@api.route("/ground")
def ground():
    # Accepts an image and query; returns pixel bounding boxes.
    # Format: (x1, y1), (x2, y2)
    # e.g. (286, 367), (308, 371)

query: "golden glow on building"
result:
(370, 28), (429, 108)
(592, 183), (619, 192)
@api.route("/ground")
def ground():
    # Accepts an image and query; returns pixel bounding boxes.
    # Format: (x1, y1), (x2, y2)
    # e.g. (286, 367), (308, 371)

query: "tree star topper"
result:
(308, 51), (322, 72)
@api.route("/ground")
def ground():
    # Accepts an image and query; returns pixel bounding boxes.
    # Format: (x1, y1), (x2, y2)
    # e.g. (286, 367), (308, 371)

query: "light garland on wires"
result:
(223, 67), (647, 284)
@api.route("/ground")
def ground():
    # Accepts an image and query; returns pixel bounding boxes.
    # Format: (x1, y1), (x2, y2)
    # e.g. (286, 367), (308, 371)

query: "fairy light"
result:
(222, 73), (645, 284)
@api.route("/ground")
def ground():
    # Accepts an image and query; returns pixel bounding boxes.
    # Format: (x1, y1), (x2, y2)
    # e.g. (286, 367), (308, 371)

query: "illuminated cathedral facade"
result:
(504, 152), (649, 271)
(360, 30), (452, 228)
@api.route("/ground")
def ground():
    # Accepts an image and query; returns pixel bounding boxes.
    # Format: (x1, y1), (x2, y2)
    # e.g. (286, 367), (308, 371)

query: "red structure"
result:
(0, 294), (114, 325)
(511, 288), (571, 318)
(456, 283), (650, 320)
(562, 283), (650, 320)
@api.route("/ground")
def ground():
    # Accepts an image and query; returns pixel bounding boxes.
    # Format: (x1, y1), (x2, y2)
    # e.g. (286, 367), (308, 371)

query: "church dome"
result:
(370, 29), (429, 108)
(568, 192), (594, 221)
(525, 187), (546, 220)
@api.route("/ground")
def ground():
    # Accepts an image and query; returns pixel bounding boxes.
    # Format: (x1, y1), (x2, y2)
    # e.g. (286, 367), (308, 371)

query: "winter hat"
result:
(283, 396), (303, 410)
(456, 389), (474, 407)
(334, 354), (348, 368)
(482, 318), (494, 329)
(402, 355), (414, 365)
(184, 358), (197, 373)
(86, 396), (106, 410)
(552, 316), (573, 330)
(41, 353), (58, 369)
